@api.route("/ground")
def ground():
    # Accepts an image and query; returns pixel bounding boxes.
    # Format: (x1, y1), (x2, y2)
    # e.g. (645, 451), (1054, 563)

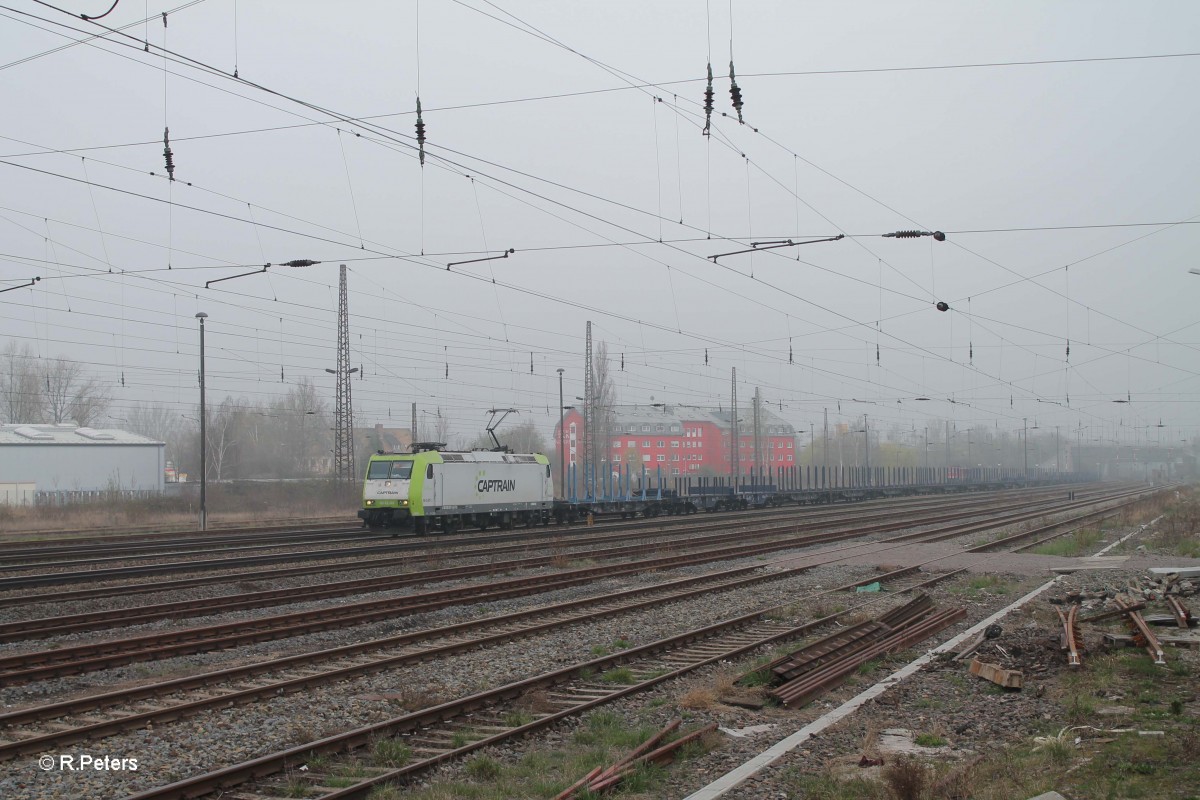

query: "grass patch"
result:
(779, 766), (887, 799)
(324, 776), (362, 788)
(857, 658), (883, 676)
(914, 732), (946, 747)
(502, 710), (535, 727)
(1029, 527), (1103, 556)
(465, 756), (502, 781)
(370, 738), (411, 768)
(280, 773), (312, 797)
(738, 669), (774, 687)
(599, 667), (636, 684)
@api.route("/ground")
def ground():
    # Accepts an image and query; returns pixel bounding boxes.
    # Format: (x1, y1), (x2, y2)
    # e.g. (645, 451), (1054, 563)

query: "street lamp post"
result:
(195, 312), (208, 531)
(557, 368), (565, 500)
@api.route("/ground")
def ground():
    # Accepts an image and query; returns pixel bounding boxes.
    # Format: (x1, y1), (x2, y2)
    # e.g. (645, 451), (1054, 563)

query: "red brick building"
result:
(554, 404), (797, 480)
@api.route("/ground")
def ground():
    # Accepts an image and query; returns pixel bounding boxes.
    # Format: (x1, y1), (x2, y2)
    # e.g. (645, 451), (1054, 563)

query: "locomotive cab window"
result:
(426, 464), (434, 479)
(368, 461), (414, 480)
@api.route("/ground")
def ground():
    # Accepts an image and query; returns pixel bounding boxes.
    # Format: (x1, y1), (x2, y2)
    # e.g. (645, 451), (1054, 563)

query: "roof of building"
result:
(607, 404), (796, 436)
(0, 423), (163, 446)
(359, 425), (414, 454)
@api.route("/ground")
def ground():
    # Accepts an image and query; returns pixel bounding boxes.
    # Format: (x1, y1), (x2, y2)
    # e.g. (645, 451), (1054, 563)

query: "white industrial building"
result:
(0, 424), (165, 505)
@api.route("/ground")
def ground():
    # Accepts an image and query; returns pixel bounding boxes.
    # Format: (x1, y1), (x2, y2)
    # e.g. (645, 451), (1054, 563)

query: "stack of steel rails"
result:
(747, 593), (965, 707)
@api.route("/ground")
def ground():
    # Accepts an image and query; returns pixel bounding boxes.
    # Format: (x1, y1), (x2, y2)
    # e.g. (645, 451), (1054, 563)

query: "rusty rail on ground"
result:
(1057, 604), (1083, 667)
(1116, 596), (1166, 665)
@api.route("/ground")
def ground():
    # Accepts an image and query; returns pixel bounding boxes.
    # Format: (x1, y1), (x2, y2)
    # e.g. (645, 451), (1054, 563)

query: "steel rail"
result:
(0, 527), (382, 566)
(116, 581), (938, 800)
(0, 544), (991, 760)
(0, 487), (1152, 684)
(0, 487), (1080, 591)
(0, 492), (1081, 640)
(0, 487), (1101, 604)
(1057, 604), (1083, 667)
(1116, 596), (1166, 664)
(0, 489), (1144, 679)
(0, 484), (1153, 771)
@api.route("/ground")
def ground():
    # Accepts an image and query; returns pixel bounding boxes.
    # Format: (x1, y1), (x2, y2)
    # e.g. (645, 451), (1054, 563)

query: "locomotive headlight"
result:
(365, 499), (374, 505)
(402, 500), (409, 505)
(384, 480), (392, 487)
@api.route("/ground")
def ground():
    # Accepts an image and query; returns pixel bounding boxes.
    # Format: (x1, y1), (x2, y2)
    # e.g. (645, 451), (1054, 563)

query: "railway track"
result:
(0, 489), (1098, 640)
(0, 485), (1113, 599)
(0, 488), (1144, 667)
(0, 529), (395, 570)
(113, 567), (988, 800)
(0, 517), (352, 545)
(0, 487), (1156, 766)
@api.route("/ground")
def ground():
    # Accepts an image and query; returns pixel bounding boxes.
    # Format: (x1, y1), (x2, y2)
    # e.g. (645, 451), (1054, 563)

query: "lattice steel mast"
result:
(332, 264), (355, 481)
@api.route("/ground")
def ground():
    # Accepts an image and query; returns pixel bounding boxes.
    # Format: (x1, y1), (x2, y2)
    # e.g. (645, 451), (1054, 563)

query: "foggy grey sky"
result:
(1, 0), (1198, 449)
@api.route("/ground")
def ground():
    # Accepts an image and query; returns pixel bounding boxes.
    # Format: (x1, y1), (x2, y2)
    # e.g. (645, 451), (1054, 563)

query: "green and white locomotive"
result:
(359, 446), (554, 533)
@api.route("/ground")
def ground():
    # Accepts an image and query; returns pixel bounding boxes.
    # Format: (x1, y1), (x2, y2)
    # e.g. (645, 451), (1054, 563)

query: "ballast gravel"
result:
(1, 559), (876, 800)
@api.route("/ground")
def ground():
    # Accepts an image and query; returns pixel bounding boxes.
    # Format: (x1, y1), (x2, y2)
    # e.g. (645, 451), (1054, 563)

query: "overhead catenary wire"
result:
(9, 4), (1190, 431)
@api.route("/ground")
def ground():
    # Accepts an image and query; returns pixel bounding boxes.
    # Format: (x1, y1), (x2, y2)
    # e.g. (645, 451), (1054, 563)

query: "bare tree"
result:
(274, 378), (330, 476)
(467, 418), (547, 453)
(205, 398), (241, 480)
(41, 357), (110, 426)
(68, 376), (110, 427)
(0, 341), (43, 423)
(127, 402), (188, 467)
(586, 341), (617, 488)
(417, 407), (451, 444)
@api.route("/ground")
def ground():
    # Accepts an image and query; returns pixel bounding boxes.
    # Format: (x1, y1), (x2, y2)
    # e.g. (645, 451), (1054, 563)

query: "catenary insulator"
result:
(703, 63), (714, 136)
(162, 128), (176, 181)
(935, 301), (950, 312)
(728, 61), (744, 123)
(416, 97), (426, 166)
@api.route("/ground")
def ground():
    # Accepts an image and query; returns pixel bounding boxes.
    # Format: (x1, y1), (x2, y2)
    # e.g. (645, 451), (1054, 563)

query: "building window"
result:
(613, 455), (621, 462)
(643, 454), (651, 462)
(671, 441), (679, 448)
(642, 425), (650, 432)
(787, 455), (793, 461)
(613, 441), (622, 448)
(643, 440), (651, 448)
(671, 468), (680, 475)
(657, 440), (665, 448)
(670, 425), (680, 433)
(671, 454), (679, 461)
(657, 455), (666, 462)
(627, 440), (635, 447)
(656, 424), (664, 432)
